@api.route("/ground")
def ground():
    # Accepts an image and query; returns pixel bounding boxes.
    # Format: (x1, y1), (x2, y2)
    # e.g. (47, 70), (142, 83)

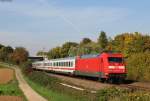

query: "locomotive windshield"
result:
(108, 57), (123, 63)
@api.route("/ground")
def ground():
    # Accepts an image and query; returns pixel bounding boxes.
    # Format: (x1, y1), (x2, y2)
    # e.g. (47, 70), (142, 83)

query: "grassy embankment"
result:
(0, 65), (27, 101)
(23, 68), (150, 101)
(24, 71), (97, 101)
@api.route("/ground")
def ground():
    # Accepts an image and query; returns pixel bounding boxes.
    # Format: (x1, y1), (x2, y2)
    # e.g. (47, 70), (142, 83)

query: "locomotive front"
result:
(101, 53), (127, 83)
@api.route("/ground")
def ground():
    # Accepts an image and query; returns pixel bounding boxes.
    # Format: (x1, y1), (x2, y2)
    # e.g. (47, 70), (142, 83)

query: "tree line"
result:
(0, 45), (29, 65)
(37, 31), (150, 59)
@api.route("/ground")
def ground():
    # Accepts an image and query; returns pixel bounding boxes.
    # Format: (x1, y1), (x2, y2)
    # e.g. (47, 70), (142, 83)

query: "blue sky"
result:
(0, 0), (150, 55)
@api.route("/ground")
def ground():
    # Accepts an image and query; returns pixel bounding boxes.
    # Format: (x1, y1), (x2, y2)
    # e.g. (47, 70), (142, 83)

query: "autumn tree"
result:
(10, 47), (29, 64)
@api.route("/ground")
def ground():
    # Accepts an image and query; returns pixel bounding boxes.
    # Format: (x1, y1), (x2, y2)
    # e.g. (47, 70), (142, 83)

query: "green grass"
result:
(0, 80), (23, 96)
(25, 76), (78, 101)
(0, 64), (27, 101)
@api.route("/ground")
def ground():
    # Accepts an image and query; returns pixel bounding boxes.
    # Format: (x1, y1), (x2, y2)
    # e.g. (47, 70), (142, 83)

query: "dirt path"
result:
(14, 67), (47, 101)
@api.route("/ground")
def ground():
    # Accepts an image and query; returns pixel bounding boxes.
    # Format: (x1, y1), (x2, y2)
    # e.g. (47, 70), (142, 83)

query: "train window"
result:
(49, 63), (51, 66)
(64, 62), (66, 66)
(68, 62), (69, 67)
(68, 62), (70, 67)
(108, 57), (123, 63)
(63, 62), (65, 66)
(57, 62), (59, 66)
(66, 62), (68, 67)
(71, 62), (73, 67)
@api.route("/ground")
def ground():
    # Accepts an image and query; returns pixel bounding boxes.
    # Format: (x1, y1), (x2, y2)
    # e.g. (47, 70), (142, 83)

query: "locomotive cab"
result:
(100, 53), (127, 83)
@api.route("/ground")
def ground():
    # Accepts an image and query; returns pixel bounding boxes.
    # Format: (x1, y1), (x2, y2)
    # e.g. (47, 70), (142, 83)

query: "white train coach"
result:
(32, 57), (76, 74)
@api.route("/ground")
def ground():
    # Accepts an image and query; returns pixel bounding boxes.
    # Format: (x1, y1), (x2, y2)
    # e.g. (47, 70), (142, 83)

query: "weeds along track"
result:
(45, 72), (150, 92)
(118, 84), (150, 91)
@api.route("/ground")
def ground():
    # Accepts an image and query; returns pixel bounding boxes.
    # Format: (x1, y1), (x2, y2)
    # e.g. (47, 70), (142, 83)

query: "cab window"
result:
(108, 57), (123, 63)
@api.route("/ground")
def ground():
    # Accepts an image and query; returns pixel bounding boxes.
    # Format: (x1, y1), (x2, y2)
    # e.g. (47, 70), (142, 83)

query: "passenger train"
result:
(32, 52), (127, 83)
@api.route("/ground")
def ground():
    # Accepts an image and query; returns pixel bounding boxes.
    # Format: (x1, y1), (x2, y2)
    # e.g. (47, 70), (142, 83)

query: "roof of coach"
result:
(49, 57), (76, 61)
(80, 54), (100, 59)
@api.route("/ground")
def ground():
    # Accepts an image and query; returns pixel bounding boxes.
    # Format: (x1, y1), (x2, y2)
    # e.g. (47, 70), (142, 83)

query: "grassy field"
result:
(0, 65), (27, 101)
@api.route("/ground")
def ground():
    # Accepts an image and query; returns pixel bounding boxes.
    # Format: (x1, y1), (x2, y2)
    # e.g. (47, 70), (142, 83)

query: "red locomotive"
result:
(32, 52), (127, 83)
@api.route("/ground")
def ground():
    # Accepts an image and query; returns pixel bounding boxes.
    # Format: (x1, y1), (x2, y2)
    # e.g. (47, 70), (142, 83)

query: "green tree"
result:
(0, 44), (4, 49)
(0, 46), (13, 61)
(80, 38), (92, 45)
(98, 31), (108, 49)
(61, 42), (78, 57)
(68, 46), (78, 57)
(36, 51), (47, 57)
(127, 52), (150, 81)
(47, 47), (62, 59)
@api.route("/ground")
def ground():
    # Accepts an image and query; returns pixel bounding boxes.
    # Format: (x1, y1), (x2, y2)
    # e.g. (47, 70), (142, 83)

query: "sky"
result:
(0, 0), (150, 56)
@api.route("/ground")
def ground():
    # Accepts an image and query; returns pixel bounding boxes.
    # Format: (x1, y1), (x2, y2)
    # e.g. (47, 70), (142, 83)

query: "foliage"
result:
(97, 31), (108, 49)
(111, 32), (150, 57)
(61, 42), (79, 58)
(80, 38), (92, 45)
(47, 47), (62, 59)
(97, 87), (150, 101)
(36, 51), (47, 57)
(20, 61), (33, 75)
(0, 46), (13, 62)
(28, 71), (59, 88)
(10, 47), (29, 65)
(127, 52), (150, 81)
(0, 45), (29, 65)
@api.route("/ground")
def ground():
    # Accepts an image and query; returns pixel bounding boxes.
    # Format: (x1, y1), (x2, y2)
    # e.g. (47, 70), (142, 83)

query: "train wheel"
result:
(108, 78), (114, 84)
(99, 78), (106, 83)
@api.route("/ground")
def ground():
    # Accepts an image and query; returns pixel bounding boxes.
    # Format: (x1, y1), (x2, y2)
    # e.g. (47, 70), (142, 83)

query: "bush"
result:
(20, 61), (33, 75)
(97, 87), (150, 101)
(127, 52), (150, 81)
(28, 71), (59, 89)
(97, 87), (129, 101)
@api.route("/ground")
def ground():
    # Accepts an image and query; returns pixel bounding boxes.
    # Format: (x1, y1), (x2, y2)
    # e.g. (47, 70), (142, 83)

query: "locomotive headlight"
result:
(119, 66), (125, 69)
(108, 66), (115, 69)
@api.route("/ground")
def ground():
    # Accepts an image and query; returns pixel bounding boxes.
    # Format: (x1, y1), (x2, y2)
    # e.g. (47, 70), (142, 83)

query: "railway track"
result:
(45, 72), (150, 92)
